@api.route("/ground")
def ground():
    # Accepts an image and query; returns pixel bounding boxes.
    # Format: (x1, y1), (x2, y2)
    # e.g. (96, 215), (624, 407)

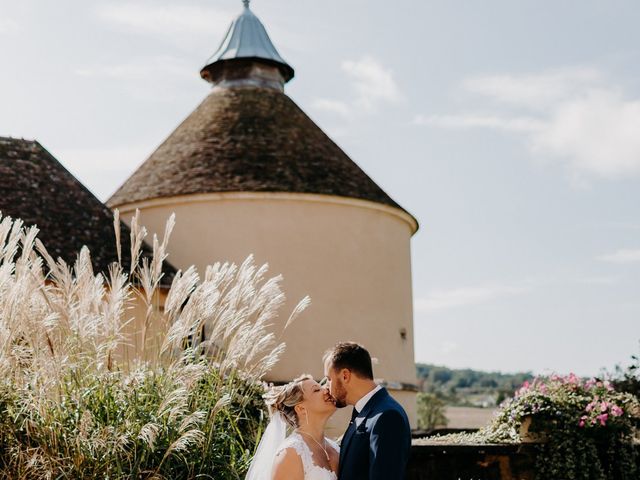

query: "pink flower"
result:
(517, 381), (531, 396)
(597, 413), (608, 426)
(611, 405), (624, 417)
(585, 378), (597, 389)
(600, 402), (608, 412)
(585, 402), (595, 412)
(579, 415), (588, 428)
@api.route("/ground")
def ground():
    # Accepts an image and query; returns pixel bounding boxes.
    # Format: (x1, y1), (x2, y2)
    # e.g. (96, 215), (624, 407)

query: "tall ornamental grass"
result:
(0, 211), (308, 479)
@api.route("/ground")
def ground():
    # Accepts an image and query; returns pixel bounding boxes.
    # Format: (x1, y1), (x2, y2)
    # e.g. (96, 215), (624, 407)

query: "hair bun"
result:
(262, 374), (312, 428)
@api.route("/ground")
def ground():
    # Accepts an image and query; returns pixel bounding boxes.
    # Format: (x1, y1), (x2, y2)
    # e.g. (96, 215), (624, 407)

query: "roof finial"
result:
(243, 0), (250, 8)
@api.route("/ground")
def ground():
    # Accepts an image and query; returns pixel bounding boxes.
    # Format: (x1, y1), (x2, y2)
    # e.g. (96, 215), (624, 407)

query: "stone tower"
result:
(108, 1), (419, 428)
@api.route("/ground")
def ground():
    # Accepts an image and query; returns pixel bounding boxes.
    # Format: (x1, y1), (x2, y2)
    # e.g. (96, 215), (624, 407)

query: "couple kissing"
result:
(246, 342), (411, 480)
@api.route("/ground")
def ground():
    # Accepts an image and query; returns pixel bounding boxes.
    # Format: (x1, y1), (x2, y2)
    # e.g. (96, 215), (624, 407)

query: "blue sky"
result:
(1, 0), (639, 376)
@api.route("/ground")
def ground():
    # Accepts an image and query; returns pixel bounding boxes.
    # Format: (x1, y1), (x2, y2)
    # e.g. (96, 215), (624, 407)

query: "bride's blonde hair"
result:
(263, 374), (313, 428)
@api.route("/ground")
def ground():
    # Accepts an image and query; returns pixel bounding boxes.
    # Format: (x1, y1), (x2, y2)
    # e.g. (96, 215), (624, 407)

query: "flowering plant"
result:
(483, 373), (640, 479)
(499, 374), (639, 435)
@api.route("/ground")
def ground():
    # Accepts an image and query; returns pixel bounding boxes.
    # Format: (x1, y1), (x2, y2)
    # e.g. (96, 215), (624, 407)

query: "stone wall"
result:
(407, 443), (537, 480)
(408, 442), (640, 480)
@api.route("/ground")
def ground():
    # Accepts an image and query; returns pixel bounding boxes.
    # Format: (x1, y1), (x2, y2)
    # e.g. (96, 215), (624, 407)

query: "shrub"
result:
(416, 392), (448, 431)
(430, 374), (640, 479)
(0, 212), (307, 479)
(611, 348), (640, 399)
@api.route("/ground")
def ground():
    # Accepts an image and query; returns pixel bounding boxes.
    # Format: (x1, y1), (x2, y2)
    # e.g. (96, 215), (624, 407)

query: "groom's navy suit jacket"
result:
(338, 388), (411, 480)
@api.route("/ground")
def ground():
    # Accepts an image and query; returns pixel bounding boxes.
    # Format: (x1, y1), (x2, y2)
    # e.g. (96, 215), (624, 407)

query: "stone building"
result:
(0, 137), (175, 281)
(108, 2), (419, 427)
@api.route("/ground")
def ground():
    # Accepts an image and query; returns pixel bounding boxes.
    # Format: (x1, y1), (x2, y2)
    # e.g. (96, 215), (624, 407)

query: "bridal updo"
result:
(263, 374), (313, 428)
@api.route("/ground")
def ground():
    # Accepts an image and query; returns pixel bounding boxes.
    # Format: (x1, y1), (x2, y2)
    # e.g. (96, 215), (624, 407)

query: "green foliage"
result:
(416, 392), (448, 431)
(432, 374), (640, 479)
(416, 362), (533, 406)
(0, 367), (265, 479)
(0, 213), (306, 479)
(611, 347), (640, 399)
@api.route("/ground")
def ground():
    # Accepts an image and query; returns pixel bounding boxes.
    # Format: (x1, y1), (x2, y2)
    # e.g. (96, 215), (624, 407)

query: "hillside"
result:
(416, 363), (534, 407)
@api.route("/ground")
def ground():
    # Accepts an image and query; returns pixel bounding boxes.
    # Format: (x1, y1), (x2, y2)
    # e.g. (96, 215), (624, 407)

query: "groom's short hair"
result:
(324, 342), (374, 380)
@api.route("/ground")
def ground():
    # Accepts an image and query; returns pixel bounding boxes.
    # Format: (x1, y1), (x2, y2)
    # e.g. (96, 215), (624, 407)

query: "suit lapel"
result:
(338, 388), (389, 466)
(339, 408), (358, 465)
(357, 388), (388, 420)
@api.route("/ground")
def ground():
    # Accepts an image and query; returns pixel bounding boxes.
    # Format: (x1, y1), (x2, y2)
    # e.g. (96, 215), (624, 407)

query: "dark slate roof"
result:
(107, 87), (415, 226)
(0, 137), (177, 284)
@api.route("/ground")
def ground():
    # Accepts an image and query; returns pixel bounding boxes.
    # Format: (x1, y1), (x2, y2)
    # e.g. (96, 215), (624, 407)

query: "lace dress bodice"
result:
(275, 432), (339, 480)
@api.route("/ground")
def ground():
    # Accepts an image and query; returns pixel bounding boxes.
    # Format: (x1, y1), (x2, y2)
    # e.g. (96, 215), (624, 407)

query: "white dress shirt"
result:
(354, 384), (382, 413)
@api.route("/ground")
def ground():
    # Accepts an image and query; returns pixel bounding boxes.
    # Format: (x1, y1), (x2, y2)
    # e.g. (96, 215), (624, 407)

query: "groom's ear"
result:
(341, 368), (351, 384)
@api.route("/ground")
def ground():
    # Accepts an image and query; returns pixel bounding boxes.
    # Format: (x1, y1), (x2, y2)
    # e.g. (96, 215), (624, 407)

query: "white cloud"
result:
(577, 276), (618, 285)
(309, 56), (401, 122)
(531, 89), (640, 179)
(440, 341), (459, 354)
(420, 67), (640, 181)
(97, 3), (230, 38)
(414, 284), (529, 313)
(414, 113), (542, 133)
(341, 56), (402, 111)
(462, 68), (602, 110)
(311, 98), (351, 118)
(597, 248), (640, 264)
(0, 18), (19, 35)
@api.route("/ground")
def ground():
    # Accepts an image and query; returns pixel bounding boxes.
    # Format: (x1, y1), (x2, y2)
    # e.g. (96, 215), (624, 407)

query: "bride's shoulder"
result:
(275, 432), (306, 457)
(272, 437), (305, 478)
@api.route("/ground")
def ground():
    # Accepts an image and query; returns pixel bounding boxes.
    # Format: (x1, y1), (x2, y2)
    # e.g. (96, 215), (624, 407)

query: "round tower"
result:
(108, 1), (419, 429)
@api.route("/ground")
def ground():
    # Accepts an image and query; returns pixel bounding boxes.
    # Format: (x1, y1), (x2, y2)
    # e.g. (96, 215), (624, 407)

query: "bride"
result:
(246, 374), (339, 480)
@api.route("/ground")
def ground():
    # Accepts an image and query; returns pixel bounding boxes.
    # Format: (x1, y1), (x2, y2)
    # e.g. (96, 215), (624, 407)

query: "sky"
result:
(1, 0), (639, 377)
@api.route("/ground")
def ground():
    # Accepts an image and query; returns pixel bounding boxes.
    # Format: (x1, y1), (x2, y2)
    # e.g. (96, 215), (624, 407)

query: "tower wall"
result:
(116, 192), (418, 430)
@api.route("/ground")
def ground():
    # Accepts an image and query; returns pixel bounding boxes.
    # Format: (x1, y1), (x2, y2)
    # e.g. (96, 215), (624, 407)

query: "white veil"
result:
(245, 411), (288, 480)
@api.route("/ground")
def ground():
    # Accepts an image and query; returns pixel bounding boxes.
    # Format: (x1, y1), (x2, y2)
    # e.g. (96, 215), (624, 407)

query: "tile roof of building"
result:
(107, 86), (415, 224)
(0, 137), (177, 284)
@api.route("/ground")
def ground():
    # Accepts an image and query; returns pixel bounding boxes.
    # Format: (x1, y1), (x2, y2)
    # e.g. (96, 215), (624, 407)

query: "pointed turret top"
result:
(200, 1), (294, 86)
(108, 1), (417, 233)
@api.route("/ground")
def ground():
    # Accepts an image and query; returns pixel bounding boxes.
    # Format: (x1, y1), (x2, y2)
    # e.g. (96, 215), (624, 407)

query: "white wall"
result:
(116, 192), (418, 427)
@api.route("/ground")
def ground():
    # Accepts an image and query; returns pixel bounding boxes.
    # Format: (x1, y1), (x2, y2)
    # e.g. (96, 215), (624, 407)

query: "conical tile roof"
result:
(107, 87), (413, 223)
(0, 137), (177, 282)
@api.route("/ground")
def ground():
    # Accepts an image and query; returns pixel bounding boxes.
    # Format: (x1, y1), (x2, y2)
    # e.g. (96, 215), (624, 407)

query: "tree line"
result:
(416, 363), (534, 407)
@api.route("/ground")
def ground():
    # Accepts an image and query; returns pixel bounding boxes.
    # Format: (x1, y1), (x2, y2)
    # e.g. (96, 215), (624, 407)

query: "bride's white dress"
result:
(275, 432), (340, 480)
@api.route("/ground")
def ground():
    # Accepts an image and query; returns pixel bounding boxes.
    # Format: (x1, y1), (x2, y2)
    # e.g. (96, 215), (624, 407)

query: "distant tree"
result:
(495, 390), (508, 405)
(480, 378), (498, 388)
(416, 392), (448, 431)
(429, 367), (452, 384)
(415, 362), (533, 406)
(611, 349), (640, 399)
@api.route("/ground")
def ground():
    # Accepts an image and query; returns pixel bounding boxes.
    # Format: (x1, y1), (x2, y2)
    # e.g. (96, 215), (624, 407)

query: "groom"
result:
(323, 342), (411, 480)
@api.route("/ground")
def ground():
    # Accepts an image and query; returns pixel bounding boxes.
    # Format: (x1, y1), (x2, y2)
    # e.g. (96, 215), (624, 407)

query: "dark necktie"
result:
(350, 406), (358, 425)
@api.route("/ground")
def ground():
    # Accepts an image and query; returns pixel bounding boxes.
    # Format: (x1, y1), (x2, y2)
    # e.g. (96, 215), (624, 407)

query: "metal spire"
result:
(201, 0), (294, 84)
